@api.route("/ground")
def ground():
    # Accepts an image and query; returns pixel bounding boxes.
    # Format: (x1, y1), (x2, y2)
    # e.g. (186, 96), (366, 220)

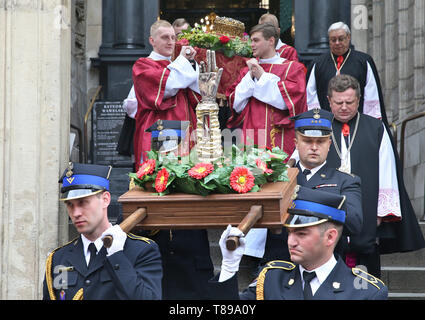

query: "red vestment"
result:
(277, 44), (298, 62)
(132, 57), (199, 167)
(226, 60), (307, 158)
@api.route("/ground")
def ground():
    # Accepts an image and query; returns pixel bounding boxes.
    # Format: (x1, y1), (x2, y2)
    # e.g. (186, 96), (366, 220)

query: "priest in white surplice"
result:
(324, 74), (425, 278)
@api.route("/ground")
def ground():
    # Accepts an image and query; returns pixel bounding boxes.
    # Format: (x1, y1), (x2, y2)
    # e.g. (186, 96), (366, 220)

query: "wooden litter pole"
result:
(102, 207), (147, 248)
(226, 205), (263, 251)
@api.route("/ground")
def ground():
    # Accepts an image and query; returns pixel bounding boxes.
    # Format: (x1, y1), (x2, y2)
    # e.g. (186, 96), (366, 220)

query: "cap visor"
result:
(60, 189), (104, 201)
(297, 130), (331, 137)
(283, 213), (328, 228)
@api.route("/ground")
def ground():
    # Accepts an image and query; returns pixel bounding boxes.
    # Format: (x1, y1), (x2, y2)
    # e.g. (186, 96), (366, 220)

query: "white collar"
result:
(275, 39), (285, 50)
(299, 254), (337, 285)
(259, 53), (284, 64)
(81, 224), (112, 255)
(298, 161), (327, 179)
(149, 51), (172, 62)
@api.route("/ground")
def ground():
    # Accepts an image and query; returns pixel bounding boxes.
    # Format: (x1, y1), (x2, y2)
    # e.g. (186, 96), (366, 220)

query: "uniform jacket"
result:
(147, 229), (214, 300)
(299, 163), (363, 236)
(208, 256), (388, 300)
(262, 163), (363, 263)
(43, 234), (162, 300)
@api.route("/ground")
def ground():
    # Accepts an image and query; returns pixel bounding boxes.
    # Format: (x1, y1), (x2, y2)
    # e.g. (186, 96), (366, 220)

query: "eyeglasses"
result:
(329, 36), (348, 43)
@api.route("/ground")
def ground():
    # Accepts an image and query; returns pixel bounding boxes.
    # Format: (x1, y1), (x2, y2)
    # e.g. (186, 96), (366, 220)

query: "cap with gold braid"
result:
(290, 108), (334, 137)
(59, 162), (112, 201)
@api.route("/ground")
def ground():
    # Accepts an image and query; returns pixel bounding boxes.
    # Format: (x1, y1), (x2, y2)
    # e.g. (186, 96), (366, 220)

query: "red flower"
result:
(178, 38), (189, 46)
(137, 159), (156, 179)
(230, 167), (255, 193)
(255, 159), (273, 174)
(219, 35), (230, 44)
(188, 162), (214, 179)
(155, 168), (169, 193)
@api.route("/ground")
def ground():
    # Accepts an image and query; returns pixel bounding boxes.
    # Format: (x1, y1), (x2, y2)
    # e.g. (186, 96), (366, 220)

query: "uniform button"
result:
(114, 264), (120, 270)
(85, 279), (91, 286)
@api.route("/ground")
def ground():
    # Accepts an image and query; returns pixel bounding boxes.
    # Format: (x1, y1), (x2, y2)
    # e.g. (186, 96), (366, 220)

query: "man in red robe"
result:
(132, 20), (200, 168)
(226, 23), (307, 159)
(131, 20), (215, 301)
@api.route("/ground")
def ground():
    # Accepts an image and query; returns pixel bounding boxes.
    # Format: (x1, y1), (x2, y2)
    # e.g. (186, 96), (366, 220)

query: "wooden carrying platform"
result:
(118, 168), (298, 230)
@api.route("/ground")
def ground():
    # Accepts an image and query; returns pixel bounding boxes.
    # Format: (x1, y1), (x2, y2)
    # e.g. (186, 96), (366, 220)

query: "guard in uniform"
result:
(43, 163), (162, 300)
(130, 120), (215, 300)
(208, 187), (388, 300)
(263, 108), (363, 264)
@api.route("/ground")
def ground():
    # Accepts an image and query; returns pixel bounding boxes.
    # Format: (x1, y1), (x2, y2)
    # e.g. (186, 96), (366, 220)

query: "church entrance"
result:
(159, 0), (295, 46)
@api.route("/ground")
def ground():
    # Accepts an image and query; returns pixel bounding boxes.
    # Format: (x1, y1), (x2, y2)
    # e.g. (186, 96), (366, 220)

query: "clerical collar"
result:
(259, 53), (284, 64)
(149, 51), (172, 62)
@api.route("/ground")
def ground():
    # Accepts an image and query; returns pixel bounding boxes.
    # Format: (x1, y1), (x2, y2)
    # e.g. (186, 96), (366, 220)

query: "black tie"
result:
(302, 169), (311, 182)
(87, 243), (97, 269)
(303, 271), (316, 300)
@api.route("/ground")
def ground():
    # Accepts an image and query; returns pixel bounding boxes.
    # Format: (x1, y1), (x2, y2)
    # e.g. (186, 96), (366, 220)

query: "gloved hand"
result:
(219, 224), (246, 274)
(101, 225), (127, 256)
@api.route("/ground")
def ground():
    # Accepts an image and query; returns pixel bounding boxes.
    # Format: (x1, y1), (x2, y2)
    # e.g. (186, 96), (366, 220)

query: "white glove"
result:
(219, 224), (246, 274)
(101, 225), (127, 256)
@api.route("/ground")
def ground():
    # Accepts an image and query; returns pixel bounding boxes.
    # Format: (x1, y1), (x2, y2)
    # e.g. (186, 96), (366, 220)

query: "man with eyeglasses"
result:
(305, 22), (389, 127)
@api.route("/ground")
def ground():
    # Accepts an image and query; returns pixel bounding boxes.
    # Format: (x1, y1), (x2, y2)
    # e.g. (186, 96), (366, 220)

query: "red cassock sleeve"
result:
(275, 60), (307, 126)
(278, 45), (299, 62)
(132, 58), (175, 113)
(131, 57), (198, 167)
(225, 61), (307, 157)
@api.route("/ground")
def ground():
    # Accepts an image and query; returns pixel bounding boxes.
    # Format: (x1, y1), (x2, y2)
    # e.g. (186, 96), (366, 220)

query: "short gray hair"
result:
(328, 22), (351, 35)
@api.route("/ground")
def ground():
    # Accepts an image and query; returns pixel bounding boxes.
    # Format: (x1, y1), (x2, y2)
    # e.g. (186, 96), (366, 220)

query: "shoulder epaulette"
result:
(256, 260), (296, 300)
(352, 267), (386, 290)
(45, 237), (79, 300)
(264, 260), (296, 270)
(127, 233), (155, 244)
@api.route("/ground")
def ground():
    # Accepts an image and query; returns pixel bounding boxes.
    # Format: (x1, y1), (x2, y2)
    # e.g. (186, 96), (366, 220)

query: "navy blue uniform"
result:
(146, 229), (214, 300)
(263, 163), (363, 263)
(43, 234), (162, 300)
(208, 256), (387, 300)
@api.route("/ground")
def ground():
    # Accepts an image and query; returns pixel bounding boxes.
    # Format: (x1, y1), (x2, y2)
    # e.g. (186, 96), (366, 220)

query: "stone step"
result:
(388, 292), (425, 300)
(381, 248), (425, 267)
(381, 266), (425, 293)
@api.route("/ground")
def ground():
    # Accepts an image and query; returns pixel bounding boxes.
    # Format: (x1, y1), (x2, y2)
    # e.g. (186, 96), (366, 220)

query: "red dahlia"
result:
(155, 168), (169, 193)
(255, 159), (273, 174)
(230, 167), (255, 193)
(188, 162), (214, 179)
(137, 159), (156, 178)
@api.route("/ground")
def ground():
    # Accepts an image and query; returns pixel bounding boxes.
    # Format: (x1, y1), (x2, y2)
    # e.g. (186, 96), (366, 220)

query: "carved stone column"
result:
(92, 0), (159, 101)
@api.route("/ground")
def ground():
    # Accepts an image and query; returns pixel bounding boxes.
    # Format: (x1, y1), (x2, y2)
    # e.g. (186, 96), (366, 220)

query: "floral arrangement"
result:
(177, 27), (252, 58)
(129, 145), (289, 196)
